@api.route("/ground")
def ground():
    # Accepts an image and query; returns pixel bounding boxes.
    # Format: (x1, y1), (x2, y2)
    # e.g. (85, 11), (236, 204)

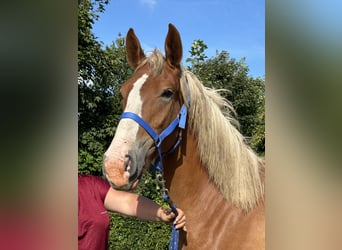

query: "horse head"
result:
(103, 24), (185, 190)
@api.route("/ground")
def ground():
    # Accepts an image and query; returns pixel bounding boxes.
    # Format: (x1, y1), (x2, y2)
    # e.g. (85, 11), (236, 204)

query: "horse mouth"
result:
(104, 139), (156, 191)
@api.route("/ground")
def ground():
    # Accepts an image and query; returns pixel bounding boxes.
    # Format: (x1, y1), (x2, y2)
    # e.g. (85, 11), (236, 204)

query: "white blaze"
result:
(104, 74), (148, 157)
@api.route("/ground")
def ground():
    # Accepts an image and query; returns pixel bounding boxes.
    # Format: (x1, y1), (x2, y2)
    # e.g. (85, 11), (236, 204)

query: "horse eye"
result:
(161, 89), (174, 99)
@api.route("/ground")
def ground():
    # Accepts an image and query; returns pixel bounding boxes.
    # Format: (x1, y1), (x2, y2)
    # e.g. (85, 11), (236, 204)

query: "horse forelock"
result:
(180, 70), (264, 211)
(135, 49), (164, 77)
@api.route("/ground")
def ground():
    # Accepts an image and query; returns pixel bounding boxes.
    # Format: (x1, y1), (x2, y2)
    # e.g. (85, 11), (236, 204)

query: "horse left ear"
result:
(126, 28), (146, 68)
(165, 23), (183, 68)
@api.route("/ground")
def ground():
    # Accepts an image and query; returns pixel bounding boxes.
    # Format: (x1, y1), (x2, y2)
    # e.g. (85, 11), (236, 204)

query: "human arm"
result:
(104, 187), (186, 230)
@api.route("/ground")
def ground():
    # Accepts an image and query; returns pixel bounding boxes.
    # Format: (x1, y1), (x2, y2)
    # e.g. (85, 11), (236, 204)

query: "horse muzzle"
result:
(103, 139), (154, 190)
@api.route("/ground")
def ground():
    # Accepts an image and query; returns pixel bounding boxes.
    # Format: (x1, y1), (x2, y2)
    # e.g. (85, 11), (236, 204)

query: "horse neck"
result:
(162, 131), (265, 249)
(163, 131), (223, 208)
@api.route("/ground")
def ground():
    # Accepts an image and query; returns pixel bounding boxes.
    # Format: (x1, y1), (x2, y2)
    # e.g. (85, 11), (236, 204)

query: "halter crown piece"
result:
(119, 91), (189, 250)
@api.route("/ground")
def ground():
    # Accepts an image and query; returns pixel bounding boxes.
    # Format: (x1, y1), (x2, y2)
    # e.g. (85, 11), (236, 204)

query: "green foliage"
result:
(78, 0), (133, 175)
(78, 0), (109, 81)
(185, 39), (208, 65)
(108, 213), (170, 250)
(107, 172), (171, 250)
(249, 111), (265, 155)
(187, 45), (265, 155)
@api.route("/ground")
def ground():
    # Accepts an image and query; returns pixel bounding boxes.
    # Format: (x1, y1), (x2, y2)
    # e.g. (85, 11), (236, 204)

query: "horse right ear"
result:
(126, 28), (146, 68)
(165, 23), (183, 68)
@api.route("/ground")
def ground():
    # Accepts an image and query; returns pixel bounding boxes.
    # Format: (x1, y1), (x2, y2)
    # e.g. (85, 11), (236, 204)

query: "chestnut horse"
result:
(103, 24), (265, 249)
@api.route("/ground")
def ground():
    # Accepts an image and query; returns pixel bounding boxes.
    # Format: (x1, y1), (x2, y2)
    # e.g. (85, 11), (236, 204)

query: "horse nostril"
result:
(124, 154), (132, 171)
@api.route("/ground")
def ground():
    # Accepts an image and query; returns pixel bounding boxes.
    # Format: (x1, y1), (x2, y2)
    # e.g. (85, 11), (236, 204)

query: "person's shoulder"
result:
(79, 174), (110, 191)
(79, 174), (105, 183)
(79, 174), (97, 180)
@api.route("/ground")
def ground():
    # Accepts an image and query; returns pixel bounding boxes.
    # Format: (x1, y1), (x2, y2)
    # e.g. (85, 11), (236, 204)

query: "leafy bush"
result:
(107, 171), (172, 250)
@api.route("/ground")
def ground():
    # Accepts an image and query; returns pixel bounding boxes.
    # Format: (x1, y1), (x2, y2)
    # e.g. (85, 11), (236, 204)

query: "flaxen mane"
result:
(180, 71), (264, 211)
(141, 50), (264, 211)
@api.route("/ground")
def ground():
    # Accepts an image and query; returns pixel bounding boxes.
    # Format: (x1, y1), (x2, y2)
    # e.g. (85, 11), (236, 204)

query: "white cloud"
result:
(140, 0), (157, 9)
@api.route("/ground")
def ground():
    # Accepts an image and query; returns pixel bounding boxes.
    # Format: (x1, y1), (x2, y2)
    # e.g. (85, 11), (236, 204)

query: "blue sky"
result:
(93, 0), (265, 78)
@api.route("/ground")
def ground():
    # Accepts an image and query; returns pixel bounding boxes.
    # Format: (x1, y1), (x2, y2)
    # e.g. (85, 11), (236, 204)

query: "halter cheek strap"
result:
(120, 103), (187, 158)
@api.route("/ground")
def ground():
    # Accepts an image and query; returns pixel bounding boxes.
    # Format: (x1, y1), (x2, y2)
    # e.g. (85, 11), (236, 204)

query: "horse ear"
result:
(165, 23), (183, 68)
(126, 28), (146, 68)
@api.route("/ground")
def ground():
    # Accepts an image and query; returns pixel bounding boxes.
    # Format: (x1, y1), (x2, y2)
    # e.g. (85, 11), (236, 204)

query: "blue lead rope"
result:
(163, 194), (179, 250)
(170, 222), (180, 250)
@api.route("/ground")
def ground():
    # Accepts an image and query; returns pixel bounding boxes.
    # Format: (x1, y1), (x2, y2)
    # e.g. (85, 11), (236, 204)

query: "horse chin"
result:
(108, 178), (140, 191)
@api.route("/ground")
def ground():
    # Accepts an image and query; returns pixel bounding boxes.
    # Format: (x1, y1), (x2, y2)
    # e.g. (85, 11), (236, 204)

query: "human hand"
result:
(158, 207), (187, 231)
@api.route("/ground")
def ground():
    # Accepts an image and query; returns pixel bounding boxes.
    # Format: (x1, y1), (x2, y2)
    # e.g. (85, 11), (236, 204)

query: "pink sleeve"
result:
(78, 174), (111, 250)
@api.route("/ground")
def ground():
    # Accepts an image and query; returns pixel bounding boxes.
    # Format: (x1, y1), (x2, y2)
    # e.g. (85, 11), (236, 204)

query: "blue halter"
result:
(120, 103), (187, 171)
(119, 103), (188, 250)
